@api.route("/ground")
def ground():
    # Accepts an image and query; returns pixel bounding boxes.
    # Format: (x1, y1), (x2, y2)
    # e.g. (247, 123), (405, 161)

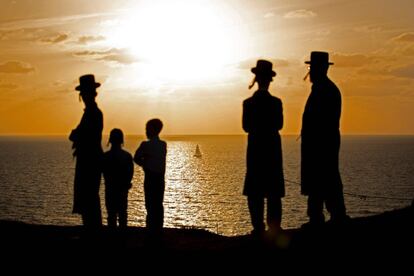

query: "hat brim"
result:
(75, 82), (101, 91)
(251, 68), (276, 77)
(305, 61), (334, 65)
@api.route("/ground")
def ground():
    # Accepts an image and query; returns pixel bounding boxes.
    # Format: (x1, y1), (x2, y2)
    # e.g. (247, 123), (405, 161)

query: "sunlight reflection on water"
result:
(0, 135), (413, 236)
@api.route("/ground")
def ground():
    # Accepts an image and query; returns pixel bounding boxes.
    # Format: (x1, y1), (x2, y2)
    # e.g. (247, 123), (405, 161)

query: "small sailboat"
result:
(194, 144), (202, 158)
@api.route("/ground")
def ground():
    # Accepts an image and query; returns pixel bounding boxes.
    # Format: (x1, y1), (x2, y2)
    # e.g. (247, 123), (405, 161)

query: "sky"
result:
(0, 0), (413, 135)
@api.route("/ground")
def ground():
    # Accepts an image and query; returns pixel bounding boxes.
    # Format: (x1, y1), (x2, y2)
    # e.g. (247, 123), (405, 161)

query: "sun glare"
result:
(105, 0), (246, 85)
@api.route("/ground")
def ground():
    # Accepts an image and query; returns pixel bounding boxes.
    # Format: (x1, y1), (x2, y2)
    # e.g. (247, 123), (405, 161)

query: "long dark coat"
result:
(242, 90), (285, 197)
(69, 102), (103, 215)
(301, 78), (342, 196)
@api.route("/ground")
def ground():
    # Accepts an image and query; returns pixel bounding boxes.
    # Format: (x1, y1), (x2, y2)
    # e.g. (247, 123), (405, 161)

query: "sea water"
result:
(0, 135), (413, 236)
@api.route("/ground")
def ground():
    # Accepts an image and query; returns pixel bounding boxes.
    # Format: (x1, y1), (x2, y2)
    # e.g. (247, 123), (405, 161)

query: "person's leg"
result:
(267, 196), (282, 231)
(144, 177), (154, 230)
(153, 199), (164, 231)
(144, 172), (165, 233)
(90, 173), (103, 228)
(247, 195), (265, 235)
(105, 190), (117, 228)
(107, 209), (117, 228)
(307, 194), (325, 225)
(81, 209), (102, 241)
(81, 213), (90, 227)
(82, 196), (103, 229)
(326, 187), (347, 222)
(119, 191), (128, 229)
(91, 205), (103, 228)
(152, 175), (165, 232)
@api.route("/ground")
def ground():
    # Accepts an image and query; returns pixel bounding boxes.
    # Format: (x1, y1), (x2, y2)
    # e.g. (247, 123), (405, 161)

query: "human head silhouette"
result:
(249, 59), (277, 89)
(146, 119), (163, 139)
(108, 128), (124, 147)
(75, 74), (100, 105)
(304, 51), (334, 83)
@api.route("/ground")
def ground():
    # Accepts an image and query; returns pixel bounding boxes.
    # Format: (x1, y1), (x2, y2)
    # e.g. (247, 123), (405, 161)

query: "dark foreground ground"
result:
(1, 204), (412, 267)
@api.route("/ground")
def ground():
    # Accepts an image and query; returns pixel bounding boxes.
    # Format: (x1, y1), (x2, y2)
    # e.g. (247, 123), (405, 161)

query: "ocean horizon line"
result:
(0, 133), (414, 138)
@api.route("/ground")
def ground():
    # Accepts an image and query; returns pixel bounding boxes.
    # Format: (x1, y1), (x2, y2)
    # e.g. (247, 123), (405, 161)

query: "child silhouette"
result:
(134, 119), (167, 236)
(102, 128), (134, 229)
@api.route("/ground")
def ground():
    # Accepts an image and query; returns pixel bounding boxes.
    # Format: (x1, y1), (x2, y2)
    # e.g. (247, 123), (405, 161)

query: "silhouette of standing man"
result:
(301, 51), (347, 226)
(70, 74), (103, 230)
(243, 60), (285, 237)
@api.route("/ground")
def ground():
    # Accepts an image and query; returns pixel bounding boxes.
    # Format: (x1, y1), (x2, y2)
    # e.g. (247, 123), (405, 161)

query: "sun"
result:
(105, 0), (247, 85)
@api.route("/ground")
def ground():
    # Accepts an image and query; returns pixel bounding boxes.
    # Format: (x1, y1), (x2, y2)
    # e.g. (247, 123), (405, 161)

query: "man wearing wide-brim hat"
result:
(242, 60), (285, 237)
(300, 51), (348, 227)
(69, 74), (104, 229)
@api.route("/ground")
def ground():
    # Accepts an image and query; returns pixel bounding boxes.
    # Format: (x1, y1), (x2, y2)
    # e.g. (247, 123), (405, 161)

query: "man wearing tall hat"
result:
(301, 51), (348, 227)
(242, 60), (285, 237)
(69, 74), (104, 229)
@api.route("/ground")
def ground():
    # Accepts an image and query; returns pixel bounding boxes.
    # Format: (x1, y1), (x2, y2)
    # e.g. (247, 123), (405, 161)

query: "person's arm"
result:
(324, 86), (341, 131)
(84, 109), (103, 147)
(69, 113), (85, 143)
(162, 141), (167, 169)
(134, 142), (145, 167)
(69, 128), (78, 142)
(127, 153), (134, 183)
(242, 101), (251, 133)
(101, 153), (108, 181)
(275, 99), (283, 131)
(69, 114), (84, 156)
(71, 109), (103, 147)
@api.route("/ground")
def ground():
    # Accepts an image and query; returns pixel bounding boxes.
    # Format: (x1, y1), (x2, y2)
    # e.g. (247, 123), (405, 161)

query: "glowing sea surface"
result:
(0, 135), (413, 236)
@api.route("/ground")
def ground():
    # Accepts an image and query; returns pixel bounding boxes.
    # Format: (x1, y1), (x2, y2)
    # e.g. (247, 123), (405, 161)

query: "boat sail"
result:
(194, 144), (202, 158)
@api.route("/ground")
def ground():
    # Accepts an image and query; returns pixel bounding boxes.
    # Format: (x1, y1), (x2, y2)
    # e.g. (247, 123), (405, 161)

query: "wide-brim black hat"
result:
(251, 59), (276, 77)
(305, 51), (334, 65)
(75, 74), (101, 91)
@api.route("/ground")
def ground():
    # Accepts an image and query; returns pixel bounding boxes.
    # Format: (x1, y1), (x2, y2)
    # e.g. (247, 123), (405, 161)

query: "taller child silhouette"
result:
(242, 60), (285, 237)
(69, 74), (103, 229)
(134, 119), (167, 237)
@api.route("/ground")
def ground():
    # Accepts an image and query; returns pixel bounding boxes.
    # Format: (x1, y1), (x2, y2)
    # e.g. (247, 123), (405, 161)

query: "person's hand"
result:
(69, 129), (78, 141)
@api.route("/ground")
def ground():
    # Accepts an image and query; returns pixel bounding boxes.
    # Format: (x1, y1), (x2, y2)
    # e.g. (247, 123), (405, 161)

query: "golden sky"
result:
(0, 0), (413, 135)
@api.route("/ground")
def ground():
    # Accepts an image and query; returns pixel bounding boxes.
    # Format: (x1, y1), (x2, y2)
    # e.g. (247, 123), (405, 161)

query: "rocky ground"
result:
(0, 203), (412, 268)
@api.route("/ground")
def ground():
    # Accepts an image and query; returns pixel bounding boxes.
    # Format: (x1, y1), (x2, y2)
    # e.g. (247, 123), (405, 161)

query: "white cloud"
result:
(331, 53), (375, 67)
(392, 32), (414, 43)
(0, 13), (109, 29)
(73, 48), (138, 65)
(391, 64), (414, 79)
(354, 25), (383, 33)
(283, 9), (316, 19)
(0, 61), (35, 74)
(76, 35), (105, 44)
(40, 33), (68, 44)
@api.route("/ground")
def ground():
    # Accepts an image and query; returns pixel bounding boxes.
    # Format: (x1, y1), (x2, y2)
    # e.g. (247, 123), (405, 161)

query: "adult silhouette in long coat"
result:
(69, 74), (104, 229)
(301, 51), (347, 226)
(242, 60), (285, 236)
